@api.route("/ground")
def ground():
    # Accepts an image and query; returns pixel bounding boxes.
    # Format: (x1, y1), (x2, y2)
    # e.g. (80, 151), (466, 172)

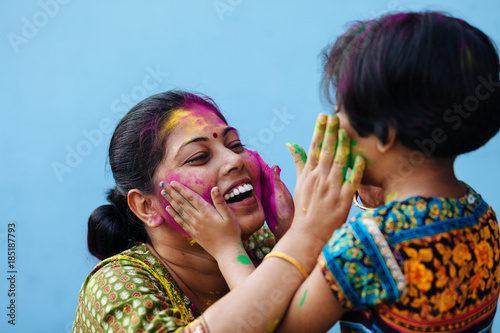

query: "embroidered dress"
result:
(320, 184), (500, 332)
(72, 227), (276, 333)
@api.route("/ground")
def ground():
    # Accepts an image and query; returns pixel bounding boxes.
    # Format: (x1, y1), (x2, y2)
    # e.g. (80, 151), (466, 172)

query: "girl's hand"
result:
(247, 150), (294, 239)
(160, 181), (241, 260)
(286, 114), (366, 243)
(161, 181), (256, 289)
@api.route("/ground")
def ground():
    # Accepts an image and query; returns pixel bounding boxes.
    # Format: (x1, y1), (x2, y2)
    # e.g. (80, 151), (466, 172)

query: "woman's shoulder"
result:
(73, 244), (198, 332)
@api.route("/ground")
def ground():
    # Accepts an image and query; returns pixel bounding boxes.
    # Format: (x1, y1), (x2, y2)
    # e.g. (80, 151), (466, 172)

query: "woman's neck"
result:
(147, 226), (229, 311)
(381, 155), (466, 203)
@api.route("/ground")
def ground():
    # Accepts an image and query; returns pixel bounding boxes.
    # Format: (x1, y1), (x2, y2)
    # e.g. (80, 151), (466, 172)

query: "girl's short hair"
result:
(322, 11), (500, 157)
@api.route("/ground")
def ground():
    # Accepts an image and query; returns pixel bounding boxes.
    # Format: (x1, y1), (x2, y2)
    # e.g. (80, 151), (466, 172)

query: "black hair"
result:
(322, 11), (500, 157)
(87, 91), (227, 260)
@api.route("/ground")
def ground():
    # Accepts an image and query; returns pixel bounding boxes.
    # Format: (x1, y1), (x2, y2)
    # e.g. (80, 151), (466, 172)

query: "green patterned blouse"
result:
(72, 226), (276, 333)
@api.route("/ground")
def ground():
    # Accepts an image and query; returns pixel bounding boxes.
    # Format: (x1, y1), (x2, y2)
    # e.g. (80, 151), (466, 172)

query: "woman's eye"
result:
(185, 154), (209, 164)
(229, 142), (245, 152)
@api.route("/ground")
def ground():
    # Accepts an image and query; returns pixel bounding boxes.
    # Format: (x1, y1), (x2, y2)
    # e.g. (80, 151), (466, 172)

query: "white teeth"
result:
(223, 183), (254, 202)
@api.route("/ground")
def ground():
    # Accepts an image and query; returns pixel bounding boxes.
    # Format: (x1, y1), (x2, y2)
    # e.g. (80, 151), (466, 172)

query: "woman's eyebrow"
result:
(223, 127), (237, 137)
(175, 127), (238, 157)
(176, 137), (208, 157)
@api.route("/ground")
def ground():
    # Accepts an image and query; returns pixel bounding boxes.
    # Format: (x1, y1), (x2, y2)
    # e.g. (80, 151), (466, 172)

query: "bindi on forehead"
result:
(213, 132), (218, 138)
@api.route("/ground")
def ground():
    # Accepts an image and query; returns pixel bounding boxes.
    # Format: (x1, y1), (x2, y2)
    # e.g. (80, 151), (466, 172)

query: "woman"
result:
(72, 91), (296, 332)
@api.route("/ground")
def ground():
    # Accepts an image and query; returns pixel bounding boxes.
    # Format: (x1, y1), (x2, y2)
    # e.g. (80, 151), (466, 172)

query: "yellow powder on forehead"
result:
(161, 109), (190, 136)
(161, 108), (226, 137)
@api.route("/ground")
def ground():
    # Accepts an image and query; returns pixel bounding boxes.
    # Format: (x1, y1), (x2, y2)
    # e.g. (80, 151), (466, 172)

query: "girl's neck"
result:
(147, 227), (229, 311)
(381, 155), (466, 203)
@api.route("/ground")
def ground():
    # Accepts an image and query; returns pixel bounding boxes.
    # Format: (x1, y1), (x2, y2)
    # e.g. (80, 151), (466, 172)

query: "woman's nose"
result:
(220, 149), (245, 175)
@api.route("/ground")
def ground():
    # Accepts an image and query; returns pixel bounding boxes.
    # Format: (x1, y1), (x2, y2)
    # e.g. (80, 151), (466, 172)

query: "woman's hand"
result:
(160, 181), (241, 260)
(286, 114), (366, 244)
(247, 150), (294, 239)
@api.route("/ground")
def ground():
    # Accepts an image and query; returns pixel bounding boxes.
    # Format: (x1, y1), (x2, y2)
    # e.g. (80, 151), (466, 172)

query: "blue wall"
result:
(1, 1), (499, 332)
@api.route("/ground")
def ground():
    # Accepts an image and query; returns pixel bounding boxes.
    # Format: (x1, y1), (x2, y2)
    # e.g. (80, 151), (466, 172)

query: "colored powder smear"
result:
(236, 254), (252, 265)
(299, 289), (308, 307)
(385, 191), (398, 203)
(287, 143), (307, 164)
(266, 320), (279, 332)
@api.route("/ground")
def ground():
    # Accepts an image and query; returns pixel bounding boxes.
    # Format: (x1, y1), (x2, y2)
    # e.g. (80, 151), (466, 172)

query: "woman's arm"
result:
(173, 114), (365, 331)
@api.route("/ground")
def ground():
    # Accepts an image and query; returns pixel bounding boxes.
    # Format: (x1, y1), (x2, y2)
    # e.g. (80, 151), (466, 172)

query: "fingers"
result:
(342, 155), (366, 197)
(307, 113), (328, 169)
(165, 205), (194, 235)
(329, 129), (351, 182)
(160, 181), (203, 221)
(317, 115), (339, 172)
(286, 142), (307, 177)
(210, 187), (232, 221)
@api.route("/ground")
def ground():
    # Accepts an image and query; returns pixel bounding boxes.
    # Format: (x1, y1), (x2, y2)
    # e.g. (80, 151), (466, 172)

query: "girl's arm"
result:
(169, 114), (365, 331)
(275, 264), (345, 332)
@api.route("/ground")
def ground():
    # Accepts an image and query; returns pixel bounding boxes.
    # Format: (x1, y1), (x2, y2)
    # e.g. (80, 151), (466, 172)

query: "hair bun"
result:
(87, 188), (130, 260)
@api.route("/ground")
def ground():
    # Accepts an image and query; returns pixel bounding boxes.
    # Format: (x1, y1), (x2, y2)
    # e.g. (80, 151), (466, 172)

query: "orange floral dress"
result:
(320, 184), (500, 332)
(72, 227), (276, 333)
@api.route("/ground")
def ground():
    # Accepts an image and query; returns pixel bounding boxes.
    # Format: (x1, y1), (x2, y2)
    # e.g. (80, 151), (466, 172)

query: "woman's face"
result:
(152, 104), (265, 239)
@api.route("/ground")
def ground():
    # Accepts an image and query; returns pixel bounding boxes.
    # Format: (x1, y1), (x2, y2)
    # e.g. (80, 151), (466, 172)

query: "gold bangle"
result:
(263, 252), (309, 279)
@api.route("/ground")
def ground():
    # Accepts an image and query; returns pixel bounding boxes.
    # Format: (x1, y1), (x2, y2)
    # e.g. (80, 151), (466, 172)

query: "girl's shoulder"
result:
(353, 183), (490, 237)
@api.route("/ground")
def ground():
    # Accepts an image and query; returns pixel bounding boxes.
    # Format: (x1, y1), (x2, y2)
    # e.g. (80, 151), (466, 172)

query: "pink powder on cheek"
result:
(246, 150), (280, 229)
(245, 150), (263, 203)
(158, 173), (190, 236)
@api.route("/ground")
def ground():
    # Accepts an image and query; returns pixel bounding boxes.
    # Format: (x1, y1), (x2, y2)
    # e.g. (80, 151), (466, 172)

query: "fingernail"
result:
(160, 182), (165, 188)
(170, 181), (177, 189)
(161, 190), (167, 197)
(318, 113), (328, 124)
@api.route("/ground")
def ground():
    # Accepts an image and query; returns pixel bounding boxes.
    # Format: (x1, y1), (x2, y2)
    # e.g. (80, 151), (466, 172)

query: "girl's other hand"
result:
(247, 150), (294, 239)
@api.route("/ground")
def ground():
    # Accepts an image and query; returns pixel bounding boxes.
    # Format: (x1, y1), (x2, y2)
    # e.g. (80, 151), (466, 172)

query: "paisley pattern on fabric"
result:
(72, 226), (276, 333)
(320, 184), (500, 333)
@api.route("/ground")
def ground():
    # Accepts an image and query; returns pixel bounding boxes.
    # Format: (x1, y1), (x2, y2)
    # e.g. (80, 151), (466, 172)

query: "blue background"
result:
(1, 1), (500, 332)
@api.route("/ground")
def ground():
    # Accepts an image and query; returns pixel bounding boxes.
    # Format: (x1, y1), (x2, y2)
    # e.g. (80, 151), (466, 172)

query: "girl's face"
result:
(152, 104), (265, 239)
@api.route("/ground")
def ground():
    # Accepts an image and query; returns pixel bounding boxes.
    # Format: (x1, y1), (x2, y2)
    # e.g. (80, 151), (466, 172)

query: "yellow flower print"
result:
(469, 271), (485, 296)
(474, 241), (494, 269)
(434, 259), (449, 289)
(429, 204), (441, 219)
(452, 243), (472, 266)
(436, 288), (458, 312)
(436, 243), (452, 265)
(406, 259), (434, 292)
(416, 200), (426, 213)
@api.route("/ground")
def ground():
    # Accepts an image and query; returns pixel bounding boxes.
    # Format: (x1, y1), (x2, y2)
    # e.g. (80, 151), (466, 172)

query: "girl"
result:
(166, 11), (500, 333)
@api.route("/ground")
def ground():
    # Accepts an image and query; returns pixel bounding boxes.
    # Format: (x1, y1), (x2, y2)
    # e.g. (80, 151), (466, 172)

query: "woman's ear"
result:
(128, 189), (163, 228)
(376, 126), (397, 153)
